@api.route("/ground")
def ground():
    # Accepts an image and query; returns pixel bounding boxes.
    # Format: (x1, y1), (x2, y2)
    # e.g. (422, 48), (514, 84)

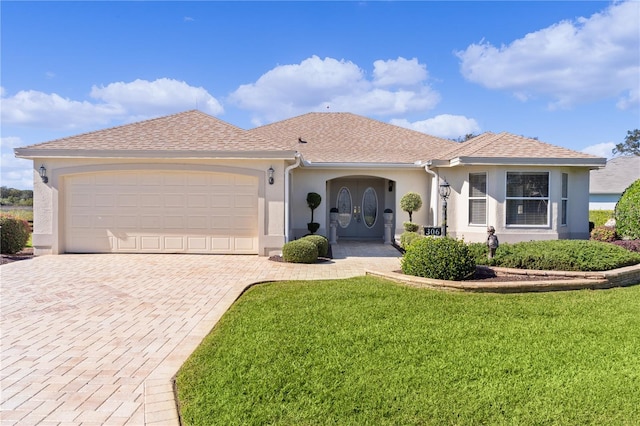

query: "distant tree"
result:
(0, 186), (33, 206)
(451, 134), (478, 143)
(613, 129), (640, 156)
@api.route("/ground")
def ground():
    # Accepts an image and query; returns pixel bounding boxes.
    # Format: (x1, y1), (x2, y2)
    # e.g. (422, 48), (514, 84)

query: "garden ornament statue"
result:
(487, 226), (499, 259)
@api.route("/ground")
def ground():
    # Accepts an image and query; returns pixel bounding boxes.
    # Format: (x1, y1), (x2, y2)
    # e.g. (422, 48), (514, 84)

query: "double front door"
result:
(331, 178), (384, 239)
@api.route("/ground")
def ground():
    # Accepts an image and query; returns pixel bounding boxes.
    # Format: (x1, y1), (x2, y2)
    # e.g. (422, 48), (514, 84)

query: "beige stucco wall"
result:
(433, 165), (592, 244)
(30, 158), (288, 256)
(288, 166), (435, 240)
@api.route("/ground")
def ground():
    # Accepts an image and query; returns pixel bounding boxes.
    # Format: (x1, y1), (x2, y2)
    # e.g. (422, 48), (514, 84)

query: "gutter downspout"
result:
(424, 161), (439, 227)
(284, 153), (301, 243)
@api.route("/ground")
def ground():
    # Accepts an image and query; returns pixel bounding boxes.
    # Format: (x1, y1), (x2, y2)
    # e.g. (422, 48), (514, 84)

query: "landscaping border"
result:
(366, 263), (640, 293)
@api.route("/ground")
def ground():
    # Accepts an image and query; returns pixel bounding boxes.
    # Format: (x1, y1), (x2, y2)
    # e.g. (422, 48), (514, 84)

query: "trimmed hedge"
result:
(302, 235), (329, 258)
(0, 214), (31, 254)
(282, 239), (318, 264)
(615, 179), (640, 240)
(474, 240), (640, 272)
(589, 210), (614, 227)
(401, 237), (476, 281)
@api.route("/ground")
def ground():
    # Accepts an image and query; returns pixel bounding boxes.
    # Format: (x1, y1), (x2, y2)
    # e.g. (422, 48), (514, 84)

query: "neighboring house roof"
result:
(590, 156), (640, 194)
(249, 112), (457, 164)
(15, 110), (296, 159)
(433, 132), (605, 167)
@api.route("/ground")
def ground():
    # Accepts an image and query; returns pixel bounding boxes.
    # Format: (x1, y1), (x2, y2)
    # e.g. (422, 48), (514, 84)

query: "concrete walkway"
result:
(0, 242), (401, 425)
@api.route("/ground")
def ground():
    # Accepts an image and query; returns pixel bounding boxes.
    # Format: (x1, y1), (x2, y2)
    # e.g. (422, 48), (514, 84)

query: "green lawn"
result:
(176, 277), (640, 425)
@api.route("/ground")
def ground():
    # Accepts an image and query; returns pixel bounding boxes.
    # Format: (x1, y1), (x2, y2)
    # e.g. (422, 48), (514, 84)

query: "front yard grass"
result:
(176, 276), (640, 425)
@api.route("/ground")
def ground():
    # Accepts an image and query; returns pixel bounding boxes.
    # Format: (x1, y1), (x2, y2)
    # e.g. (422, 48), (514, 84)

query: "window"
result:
(468, 173), (487, 225)
(506, 172), (549, 226)
(362, 187), (378, 228)
(336, 187), (352, 228)
(561, 173), (568, 226)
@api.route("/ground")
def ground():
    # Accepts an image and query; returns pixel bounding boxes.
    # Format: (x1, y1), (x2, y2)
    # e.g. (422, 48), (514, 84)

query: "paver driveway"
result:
(1, 242), (401, 425)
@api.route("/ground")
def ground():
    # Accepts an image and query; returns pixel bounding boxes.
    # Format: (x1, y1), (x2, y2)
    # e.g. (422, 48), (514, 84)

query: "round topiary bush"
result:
(401, 237), (476, 281)
(400, 192), (422, 222)
(0, 214), (31, 255)
(615, 179), (640, 240)
(282, 239), (318, 264)
(590, 226), (617, 242)
(403, 222), (420, 232)
(302, 234), (329, 258)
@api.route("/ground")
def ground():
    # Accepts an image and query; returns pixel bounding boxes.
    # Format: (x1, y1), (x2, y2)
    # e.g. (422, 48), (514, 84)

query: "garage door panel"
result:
(65, 170), (258, 254)
(141, 236), (161, 250)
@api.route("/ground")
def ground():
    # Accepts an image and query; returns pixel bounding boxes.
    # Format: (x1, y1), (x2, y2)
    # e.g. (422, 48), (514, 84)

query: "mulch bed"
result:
(0, 248), (34, 265)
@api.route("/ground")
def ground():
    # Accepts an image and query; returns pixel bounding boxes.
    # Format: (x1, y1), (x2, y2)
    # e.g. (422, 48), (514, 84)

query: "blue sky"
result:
(1, 1), (639, 190)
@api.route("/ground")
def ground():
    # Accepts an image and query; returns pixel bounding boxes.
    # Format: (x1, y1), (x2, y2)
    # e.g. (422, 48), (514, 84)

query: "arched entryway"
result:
(328, 176), (388, 240)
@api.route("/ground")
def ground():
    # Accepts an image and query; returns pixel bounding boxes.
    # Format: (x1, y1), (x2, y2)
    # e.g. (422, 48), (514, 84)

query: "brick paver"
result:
(1, 242), (400, 425)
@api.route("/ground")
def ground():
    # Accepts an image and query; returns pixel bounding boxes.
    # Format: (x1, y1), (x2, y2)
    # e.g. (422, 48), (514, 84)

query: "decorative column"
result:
(329, 209), (338, 245)
(383, 210), (394, 245)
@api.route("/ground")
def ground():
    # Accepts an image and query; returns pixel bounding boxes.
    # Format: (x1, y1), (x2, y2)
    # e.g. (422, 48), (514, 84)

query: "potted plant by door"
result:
(383, 208), (393, 223)
(307, 192), (322, 234)
(330, 207), (339, 223)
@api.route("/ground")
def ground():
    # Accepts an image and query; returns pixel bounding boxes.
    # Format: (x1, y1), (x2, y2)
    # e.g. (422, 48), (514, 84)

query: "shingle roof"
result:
(17, 110), (290, 153)
(590, 156), (640, 194)
(249, 112), (458, 163)
(16, 110), (605, 167)
(439, 132), (602, 162)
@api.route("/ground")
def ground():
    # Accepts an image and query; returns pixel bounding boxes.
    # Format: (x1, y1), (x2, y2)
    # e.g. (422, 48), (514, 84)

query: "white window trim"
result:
(468, 172), (487, 226)
(561, 173), (568, 227)
(504, 171), (550, 228)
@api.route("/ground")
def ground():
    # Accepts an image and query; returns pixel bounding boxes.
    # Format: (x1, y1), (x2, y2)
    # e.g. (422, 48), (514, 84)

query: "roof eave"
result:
(437, 157), (607, 168)
(14, 148), (298, 160)
(300, 160), (422, 169)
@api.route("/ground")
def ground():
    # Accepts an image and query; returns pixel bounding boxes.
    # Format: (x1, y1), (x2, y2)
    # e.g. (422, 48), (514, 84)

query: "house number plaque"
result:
(423, 226), (443, 236)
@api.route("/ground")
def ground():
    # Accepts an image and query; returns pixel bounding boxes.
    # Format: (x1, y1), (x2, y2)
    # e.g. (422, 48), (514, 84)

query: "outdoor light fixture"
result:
(39, 164), (48, 184)
(268, 166), (275, 185)
(439, 179), (451, 236)
(388, 181), (393, 192)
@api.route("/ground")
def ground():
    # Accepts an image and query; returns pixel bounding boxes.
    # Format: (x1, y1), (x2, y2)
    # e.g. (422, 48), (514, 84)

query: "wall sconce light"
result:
(267, 166), (274, 185)
(39, 164), (48, 183)
(388, 181), (393, 192)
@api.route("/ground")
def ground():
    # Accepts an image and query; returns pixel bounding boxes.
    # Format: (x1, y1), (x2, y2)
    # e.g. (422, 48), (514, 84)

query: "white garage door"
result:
(65, 171), (258, 254)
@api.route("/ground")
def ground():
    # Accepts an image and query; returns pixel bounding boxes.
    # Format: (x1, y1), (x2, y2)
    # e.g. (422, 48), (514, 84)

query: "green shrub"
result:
(615, 179), (640, 240)
(0, 214), (31, 254)
(282, 239), (318, 264)
(399, 231), (424, 249)
(589, 210), (614, 227)
(403, 221), (420, 232)
(467, 242), (493, 264)
(402, 237), (476, 281)
(478, 240), (640, 272)
(302, 234), (329, 258)
(590, 226), (617, 242)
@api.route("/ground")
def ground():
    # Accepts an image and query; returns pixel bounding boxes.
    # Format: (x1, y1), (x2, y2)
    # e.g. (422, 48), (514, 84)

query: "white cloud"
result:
(390, 114), (481, 139)
(457, 1), (640, 109)
(228, 55), (440, 123)
(0, 89), (123, 130)
(581, 141), (615, 159)
(373, 57), (428, 87)
(1, 79), (223, 130)
(91, 78), (223, 118)
(1, 137), (33, 190)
